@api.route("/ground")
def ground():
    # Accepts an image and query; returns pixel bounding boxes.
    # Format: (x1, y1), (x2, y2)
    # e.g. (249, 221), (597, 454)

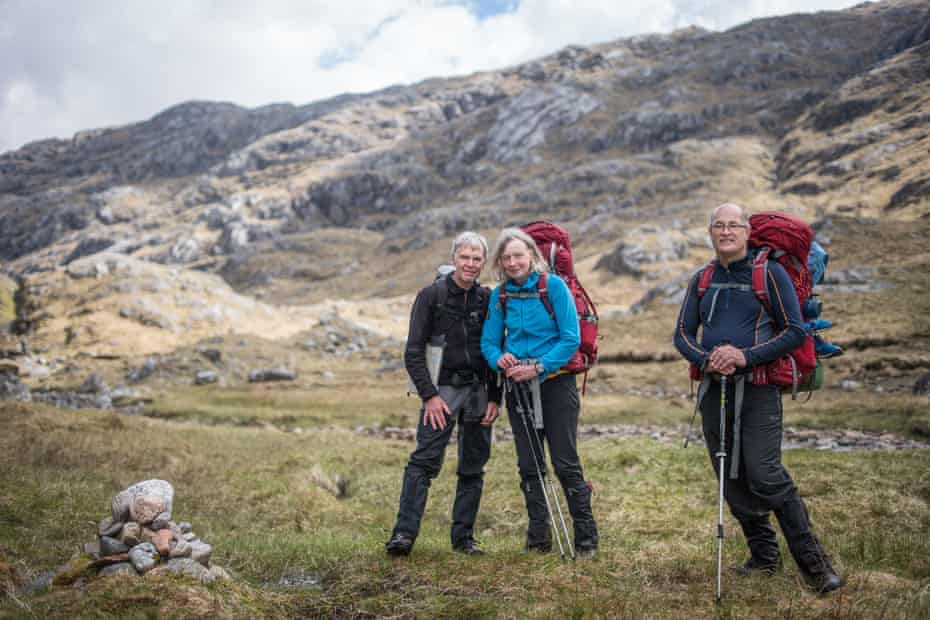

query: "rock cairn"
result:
(48, 480), (229, 588)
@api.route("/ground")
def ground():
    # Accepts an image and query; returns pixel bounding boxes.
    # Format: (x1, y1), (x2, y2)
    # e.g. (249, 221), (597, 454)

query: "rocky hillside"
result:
(0, 0), (928, 382)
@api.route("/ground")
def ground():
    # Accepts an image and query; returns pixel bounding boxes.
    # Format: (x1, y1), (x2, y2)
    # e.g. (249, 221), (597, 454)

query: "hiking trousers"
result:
(391, 382), (491, 548)
(506, 373), (598, 550)
(700, 380), (828, 570)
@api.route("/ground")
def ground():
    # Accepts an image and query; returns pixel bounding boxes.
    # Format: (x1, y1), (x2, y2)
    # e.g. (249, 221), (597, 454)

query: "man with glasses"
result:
(673, 203), (843, 593)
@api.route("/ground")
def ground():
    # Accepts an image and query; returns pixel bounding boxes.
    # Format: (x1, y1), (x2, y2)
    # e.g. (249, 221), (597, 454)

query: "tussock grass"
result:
(1, 402), (928, 618)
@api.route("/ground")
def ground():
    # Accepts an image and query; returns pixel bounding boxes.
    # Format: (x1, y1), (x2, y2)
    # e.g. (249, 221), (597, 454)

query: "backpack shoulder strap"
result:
(498, 282), (508, 318)
(696, 261), (716, 298)
(429, 278), (450, 323)
(751, 247), (773, 314)
(537, 272), (556, 322)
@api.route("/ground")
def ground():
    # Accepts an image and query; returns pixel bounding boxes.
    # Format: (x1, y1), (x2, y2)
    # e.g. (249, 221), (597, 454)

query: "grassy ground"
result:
(143, 357), (930, 442)
(1, 401), (928, 619)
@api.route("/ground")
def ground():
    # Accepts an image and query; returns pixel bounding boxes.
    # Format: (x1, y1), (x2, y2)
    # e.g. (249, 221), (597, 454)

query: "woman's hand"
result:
(480, 402), (499, 426)
(505, 363), (538, 383)
(497, 353), (519, 370)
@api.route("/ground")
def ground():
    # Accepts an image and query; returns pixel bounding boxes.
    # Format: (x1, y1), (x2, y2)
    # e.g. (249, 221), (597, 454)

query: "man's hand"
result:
(505, 363), (538, 383)
(423, 395), (451, 430)
(480, 401), (499, 426)
(497, 353), (519, 370)
(708, 344), (746, 376)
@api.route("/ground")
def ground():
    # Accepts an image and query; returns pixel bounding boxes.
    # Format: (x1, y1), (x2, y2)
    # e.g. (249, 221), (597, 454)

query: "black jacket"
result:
(405, 274), (501, 404)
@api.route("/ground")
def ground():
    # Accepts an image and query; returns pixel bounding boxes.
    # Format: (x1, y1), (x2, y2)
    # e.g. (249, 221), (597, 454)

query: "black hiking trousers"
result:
(506, 373), (598, 551)
(700, 380), (831, 571)
(391, 383), (491, 548)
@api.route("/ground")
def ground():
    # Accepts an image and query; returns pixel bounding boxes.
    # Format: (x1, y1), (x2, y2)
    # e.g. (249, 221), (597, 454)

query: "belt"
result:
(439, 368), (480, 388)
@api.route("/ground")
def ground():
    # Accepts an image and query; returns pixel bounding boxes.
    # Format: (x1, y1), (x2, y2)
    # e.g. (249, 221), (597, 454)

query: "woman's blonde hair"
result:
(490, 227), (549, 282)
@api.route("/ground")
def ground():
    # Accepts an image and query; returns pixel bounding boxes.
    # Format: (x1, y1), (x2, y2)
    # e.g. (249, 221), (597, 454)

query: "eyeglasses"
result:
(711, 222), (748, 232)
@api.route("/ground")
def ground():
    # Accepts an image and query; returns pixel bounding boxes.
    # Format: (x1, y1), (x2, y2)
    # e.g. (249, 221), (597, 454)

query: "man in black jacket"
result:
(674, 203), (843, 593)
(386, 231), (501, 556)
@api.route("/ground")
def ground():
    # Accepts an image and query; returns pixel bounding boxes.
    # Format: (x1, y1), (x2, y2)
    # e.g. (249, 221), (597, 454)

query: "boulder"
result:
(0, 373), (31, 402)
(148, 558), (209, 583)
(169, 238), (201, 263)
(248, 367), (296, 382)
(79, 373), (109, 394)
(127, 358), (158, 383)
(119, 522), (142, 547)
(153, 529), (173, 556)
(98, 516), (124, 538)
(128, 543), (159, 574)
(195, 370), (219, 385)
(98, 562), (137, 578)
(170, 539), (192, 559)
(112, 480), (174, 525)
(99, 536), (130, 556)
(190, 541), (213, 567)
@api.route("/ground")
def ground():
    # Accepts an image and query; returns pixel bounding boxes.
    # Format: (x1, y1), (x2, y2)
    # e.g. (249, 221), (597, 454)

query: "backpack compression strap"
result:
(751, 247), (773, 315)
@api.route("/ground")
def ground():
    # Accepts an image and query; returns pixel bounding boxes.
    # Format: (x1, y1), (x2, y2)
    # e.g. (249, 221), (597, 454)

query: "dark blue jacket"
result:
(674, 252), (805, 371)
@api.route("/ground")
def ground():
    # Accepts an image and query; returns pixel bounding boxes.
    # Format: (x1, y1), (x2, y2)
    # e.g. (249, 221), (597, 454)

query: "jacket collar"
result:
(718, 252), (753, 271)
(505, 271), (540, 291)
(445, 273), (477, 296)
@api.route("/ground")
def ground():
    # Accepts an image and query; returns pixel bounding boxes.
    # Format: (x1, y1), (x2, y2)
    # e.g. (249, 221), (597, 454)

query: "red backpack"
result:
(499, 221), (599, 391)
(694, 212), (818, 397)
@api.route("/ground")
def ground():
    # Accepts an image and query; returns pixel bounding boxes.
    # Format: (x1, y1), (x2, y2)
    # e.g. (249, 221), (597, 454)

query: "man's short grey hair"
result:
(451, 231), (489, 259)
(710, 203), (749, 226)
(490, 227), (549, 281)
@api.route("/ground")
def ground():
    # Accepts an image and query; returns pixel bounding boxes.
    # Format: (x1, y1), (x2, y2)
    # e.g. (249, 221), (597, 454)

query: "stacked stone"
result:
(54, 479), (230, 586)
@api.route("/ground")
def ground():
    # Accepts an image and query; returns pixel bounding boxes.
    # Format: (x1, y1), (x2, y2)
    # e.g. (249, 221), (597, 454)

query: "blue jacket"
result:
(481, 272), (580, 378)
(674, 252), (805, 371)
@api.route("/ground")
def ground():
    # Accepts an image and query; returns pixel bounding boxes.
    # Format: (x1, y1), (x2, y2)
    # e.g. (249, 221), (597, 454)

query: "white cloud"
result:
(0, 0), (861, 154)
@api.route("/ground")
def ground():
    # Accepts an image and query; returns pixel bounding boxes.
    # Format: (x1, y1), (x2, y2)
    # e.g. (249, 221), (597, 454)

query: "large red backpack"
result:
(695, 212), (818, 397)
(499, 221), (599, 391)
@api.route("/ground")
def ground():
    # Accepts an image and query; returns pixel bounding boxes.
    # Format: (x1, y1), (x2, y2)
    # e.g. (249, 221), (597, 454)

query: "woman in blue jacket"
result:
(481, 227), (598, 557)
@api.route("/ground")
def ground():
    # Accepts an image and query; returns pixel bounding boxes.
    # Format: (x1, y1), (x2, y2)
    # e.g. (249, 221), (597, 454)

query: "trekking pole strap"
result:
(728, 375), (746, 480)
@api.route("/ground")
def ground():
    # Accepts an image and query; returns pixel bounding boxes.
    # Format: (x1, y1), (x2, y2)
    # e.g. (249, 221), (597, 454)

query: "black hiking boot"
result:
(576, 545), (598, 560)
(525, 540), (552, 553)
(798, 553), (843, 594)
(385, 533), (414, 556)
(453, 539), (484, 556)
(734, 555), (780, 577)
(775, 497), (843, 594)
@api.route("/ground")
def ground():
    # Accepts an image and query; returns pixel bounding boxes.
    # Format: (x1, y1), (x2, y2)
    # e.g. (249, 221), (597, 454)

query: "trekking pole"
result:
(715, 373), (727, 605)
(509, 379), (570, 560)
(518, 381), (575, 561)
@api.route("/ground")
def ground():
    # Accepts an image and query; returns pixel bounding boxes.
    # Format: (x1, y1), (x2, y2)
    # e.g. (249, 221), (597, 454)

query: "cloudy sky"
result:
(2, 0), (861, 154)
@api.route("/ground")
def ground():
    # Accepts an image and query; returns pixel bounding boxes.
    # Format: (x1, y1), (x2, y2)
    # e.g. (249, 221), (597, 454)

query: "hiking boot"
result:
(734, 556), (780, 577)
(525, 541), (552, 553)
(453, 539), (484, 556)
(775, 497), (843, 594)
(385, 533), (414, 556)
(798, 556), (844, 594)
(576, 546), (598, 560)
